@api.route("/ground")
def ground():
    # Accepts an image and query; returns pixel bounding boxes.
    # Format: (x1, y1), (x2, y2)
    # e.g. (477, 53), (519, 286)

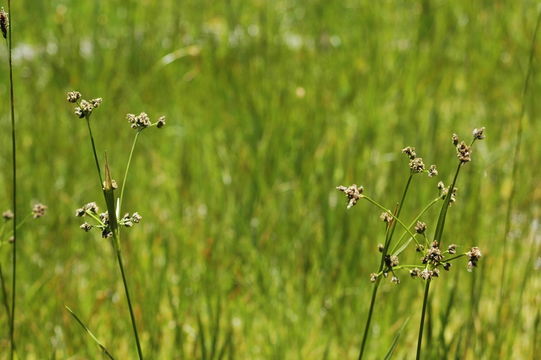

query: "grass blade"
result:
(384, 317), (410, 360)
(64, 305), (115, 360)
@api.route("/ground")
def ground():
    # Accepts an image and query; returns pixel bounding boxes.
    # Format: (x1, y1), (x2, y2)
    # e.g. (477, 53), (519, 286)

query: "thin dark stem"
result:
(84, 121), (144, 359)
(416, 279), (431, 360)
(358, 174), (413, 360)
(115, 246), (144, 360)
(119, 131), (140, 214)
(0, 264), (11, 325)
(434, 162), (462, 246)
(7, 0), (17, 357)
(358, 277), (381, 360)
(85, 117), (103, 187)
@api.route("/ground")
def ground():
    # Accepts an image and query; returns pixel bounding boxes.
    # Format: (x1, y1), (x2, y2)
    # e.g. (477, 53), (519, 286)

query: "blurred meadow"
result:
(0, 0), (540, 359)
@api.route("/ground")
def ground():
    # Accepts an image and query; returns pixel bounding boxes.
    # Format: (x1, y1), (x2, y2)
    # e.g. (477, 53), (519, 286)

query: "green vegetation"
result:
(0, 0), (540, 358)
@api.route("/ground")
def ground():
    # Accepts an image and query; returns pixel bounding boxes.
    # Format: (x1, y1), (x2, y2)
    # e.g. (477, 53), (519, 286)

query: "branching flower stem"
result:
(358, 174), (413, 360)
(84, 119), (144, 360)
(416, 139), (478, 360)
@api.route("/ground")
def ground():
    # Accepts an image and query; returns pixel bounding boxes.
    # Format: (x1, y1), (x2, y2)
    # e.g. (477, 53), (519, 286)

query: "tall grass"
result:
(0, 1), (539, 358)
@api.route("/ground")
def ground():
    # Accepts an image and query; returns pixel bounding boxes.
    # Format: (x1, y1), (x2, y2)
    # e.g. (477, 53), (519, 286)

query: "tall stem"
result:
(119, 131), (140, 214)
(416, 279), (431, 360)
(114, 243), (144, 360)
(358, 174), (413, 360)
(7, 0), (17, 357)
(84, 122), (144, 359)
(85, 117), (103, 187)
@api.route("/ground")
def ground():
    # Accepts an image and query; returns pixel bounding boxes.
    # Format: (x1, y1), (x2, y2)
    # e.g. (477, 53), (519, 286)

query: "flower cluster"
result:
(76, 202), (142, 237)
(127, 112), (166, 130)
(336, 128), (486, 285)
(336, 184), (364, 209)
(32, 203), (48, 219)
(66, 91), (103, 119)
(402, 146), (437, 177)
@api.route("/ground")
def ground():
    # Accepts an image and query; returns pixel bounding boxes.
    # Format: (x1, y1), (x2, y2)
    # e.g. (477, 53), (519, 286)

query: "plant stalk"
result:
(416, 279), (431, 360)
(7, 0), (17, 357)
(358, 174), (413, 360)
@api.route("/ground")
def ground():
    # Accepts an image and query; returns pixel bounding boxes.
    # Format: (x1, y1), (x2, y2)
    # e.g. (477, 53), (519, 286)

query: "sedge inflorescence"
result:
(336, 128), (486, 284)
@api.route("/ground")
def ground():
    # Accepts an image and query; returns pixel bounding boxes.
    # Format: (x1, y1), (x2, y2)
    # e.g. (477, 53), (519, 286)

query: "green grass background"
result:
(0, 0), (540, 358)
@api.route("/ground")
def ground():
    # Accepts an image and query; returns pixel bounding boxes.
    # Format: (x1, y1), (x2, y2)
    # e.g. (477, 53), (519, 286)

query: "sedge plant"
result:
(336, 127), (485, 359)
(65, 91), (166, 359)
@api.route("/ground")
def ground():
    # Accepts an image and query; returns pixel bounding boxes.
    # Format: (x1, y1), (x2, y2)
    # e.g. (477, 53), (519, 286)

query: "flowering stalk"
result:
(67, 92), (165, 360)
(0, 3), (18, 358)
(357, 175), (412, 360)
(416, 130), (485, 360)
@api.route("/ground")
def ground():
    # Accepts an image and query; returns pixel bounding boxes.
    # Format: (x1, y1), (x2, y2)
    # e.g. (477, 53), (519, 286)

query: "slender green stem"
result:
(416, 155), (467, 359)
(416, 279), (431, 360)
(7, 0), (17, 357)
(433, 163), (462, 246)
(84, 120), (144, 359)
(358, 277), (382, 360)
(358, 175), (413, 360)
(0, 264), (11, 326)
(85, 117), (104, 188)
(391, 197), (440, 254)
(114, 244), (144, 360)
(119, 131), (141, 214)
(363, 195), (419, 245)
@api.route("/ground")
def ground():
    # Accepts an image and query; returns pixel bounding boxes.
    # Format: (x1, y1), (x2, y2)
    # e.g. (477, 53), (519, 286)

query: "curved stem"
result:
(363, 195), (419, 245)
(416, 279), (431, 360)
(119, 131), (141, 214)
(391, 197), (440, 254)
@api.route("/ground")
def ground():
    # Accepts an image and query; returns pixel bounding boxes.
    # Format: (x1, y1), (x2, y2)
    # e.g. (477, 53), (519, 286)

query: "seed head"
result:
(428, 165), (438, 177)
(385, 254), (399, 268)
(410, 268), (420, 278)
(75, 208), (85, 217)
(380, 211), (393, 223)
(409, 158), (425, 173)
(472, 127), (485, 140)
(452, 133), (459, 146)
(67, 91), (82, 103)
(2, 210), (14, 221)
(415, 221), (427, 234)
(127, 112), (152, 130)
(466, 247), (482, 271)
(456, 141), (471, 163)
(90, 98), (103, 108)
(377, 243), (384, 253)
(437, 181), (445, 191)
(391, 276), (400, 284)
(401, 146), (416, 160)
(131, 212), (142, 223)
(336, 184), (364, 209)
(80, 222), (92, 232)
(369, 273), (378, 282)
(84, 202), (99, 214)
(448, 244), (457, 254)
(0, 8), (8, 39)
(419, 269), (432, 280)
(156, 116), (166, 128)
(32, 203), (47, 219)
(423, 244), (443, 265)
(443, 262), (452, 271)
